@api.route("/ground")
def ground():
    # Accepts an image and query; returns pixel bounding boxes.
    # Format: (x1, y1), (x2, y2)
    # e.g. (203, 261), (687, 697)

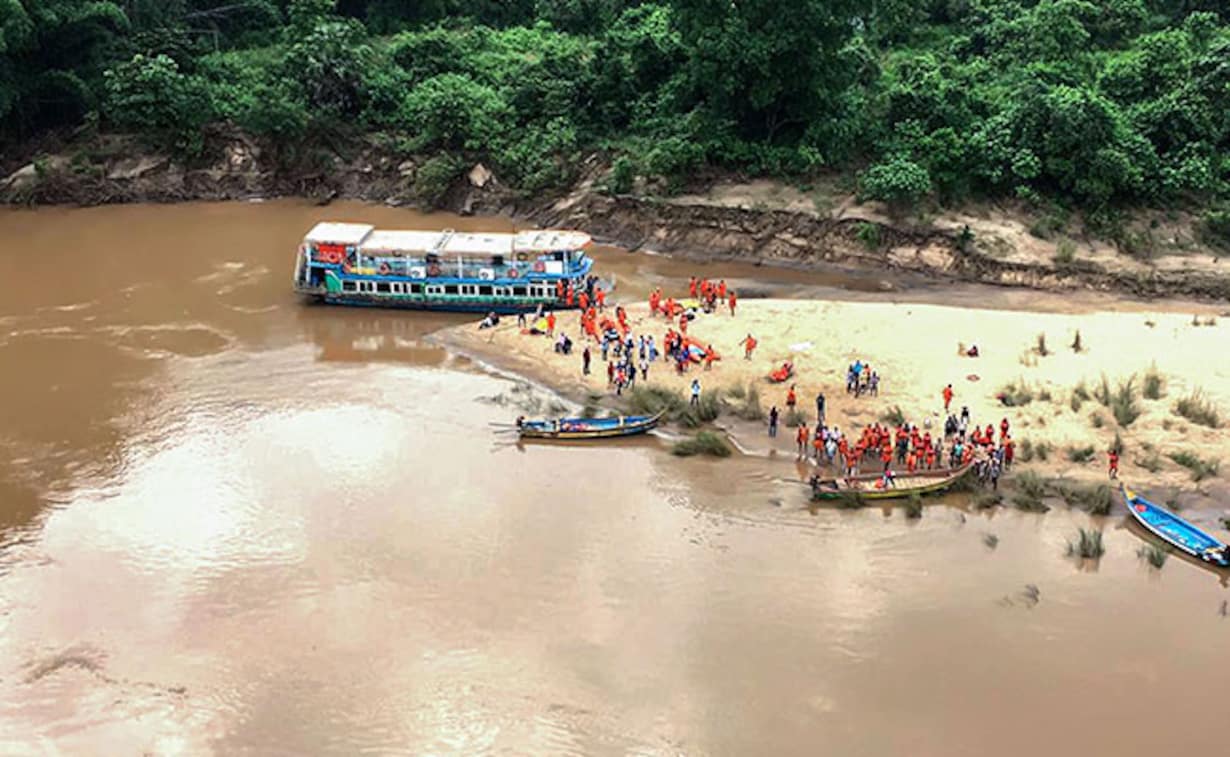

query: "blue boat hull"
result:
(1122, 485), (1230, 567)
(315, 293), (553, 315)
(518, 412), (663, 440)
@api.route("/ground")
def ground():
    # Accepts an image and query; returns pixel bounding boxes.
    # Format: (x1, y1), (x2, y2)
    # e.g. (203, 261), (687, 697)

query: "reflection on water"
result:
(0, 201), (1228, 755)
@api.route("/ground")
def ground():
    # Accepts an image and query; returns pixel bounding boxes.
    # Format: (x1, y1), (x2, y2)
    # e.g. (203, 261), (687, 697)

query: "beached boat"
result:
(293, 222), (596, 314)
(1122, 485), (1230, 567)
(810, 463), (973, 502)
(516, 411), (664, 440)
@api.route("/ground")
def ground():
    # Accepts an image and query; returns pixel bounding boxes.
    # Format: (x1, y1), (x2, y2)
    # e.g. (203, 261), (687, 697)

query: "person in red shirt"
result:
(1000, 417), (1010, 440)
(546, 311), (556, 335)
(688, 276), (698, 298)
(728, 290), (737, 316)
(943, 384), (954, 412)
(718, 279), (727, 299)
(578, 291), (589, 311)
(595, 287), (606, 310)
(740, 333), (757, 359)
(1108, 449), (1119, 479)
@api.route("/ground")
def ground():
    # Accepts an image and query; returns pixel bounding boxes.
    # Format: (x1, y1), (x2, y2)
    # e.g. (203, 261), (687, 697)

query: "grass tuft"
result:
(1055, 483), (1113, 516)
(974, 492), (1003, 510)
(784, 408), (807, 428)
(1070, 329), (1083, 353)
(1067, 445), (1095, 464)
(1094, 375), (1112, 407)
(880, 405), (906, 426)
(672, 431), (731, 458)
(1034, 332), (1050, 356)
(1142, 365), (1164, 400)
(1067, 528), (1105, 559)
(1110, 376), (1141, 427)
(1135, 450), (1163, 473)
(1167, 451), (1220, 482)
(905, 492), (923, 519)
(1174, 389), (1221, 428)
(998, 379), (1034, 407)
(983, 533), (1000, 549)
(733, 384), (764, 421)
(1012, 471), (1050, 512)
(1137, 542), (1169, 569)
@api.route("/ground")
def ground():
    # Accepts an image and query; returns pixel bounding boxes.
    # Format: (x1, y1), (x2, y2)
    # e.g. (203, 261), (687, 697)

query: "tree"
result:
(103, 53), (213, 152)
(861, 156), (932, 206)
(670, 0), (860, 140)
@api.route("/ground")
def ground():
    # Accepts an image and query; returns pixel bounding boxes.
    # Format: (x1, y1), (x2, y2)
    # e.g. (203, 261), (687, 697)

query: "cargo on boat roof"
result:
(304, 222), (592, 257)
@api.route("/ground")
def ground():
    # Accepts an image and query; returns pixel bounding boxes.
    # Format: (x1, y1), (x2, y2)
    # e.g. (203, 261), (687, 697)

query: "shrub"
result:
(1135, 450), (1163, 473)
(1090, 412), (1105, 429)
(999, 379), (1034, 407)
(734, 384), (764, 421)
(1067, 446), (1096, 463)
(975, 492), (1003, 510)
(904, 492), (923, 519)
(1199, 208), (1230, 252)
(1138, 543), (1169, 569)
(1067, 528), (1105, 559)
(1012, 471), (1050, 511)
(1167, 451), (1219, 482)
(103, 54), (214, 155)
(413, 154), (463, 208)
(1056, 483), (1113, 516)
(785, 408), (807, 427)
(1054, 239), (1076, 265)
(672, 431), (731, 457)
(860, 156), (932, 206)
(1034, 442), (1052, 461)
(1094, 375), (1112, 406)
(607, 156), (635, 195)
(856, 222), (883, 250)
(1034, 332), (1049, 356)
(1142, 365), (1164, 400)
(1174, 389), (1221, 428)
(1111, 377), (1141, 427)
(1018, 439), (1034, 463)
(880, 405), (906, 426)
(680, 391), (724, 428)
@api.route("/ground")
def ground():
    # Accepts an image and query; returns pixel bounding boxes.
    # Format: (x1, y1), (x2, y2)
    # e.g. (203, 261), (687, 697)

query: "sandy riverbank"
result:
(443, 298), (1229, 494)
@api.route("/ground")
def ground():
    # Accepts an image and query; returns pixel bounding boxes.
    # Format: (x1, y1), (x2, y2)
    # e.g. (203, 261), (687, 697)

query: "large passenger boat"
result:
(292, 222), (596, 313)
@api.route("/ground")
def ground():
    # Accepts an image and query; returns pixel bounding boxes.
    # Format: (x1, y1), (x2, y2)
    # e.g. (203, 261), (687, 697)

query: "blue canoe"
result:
(516, 411), (664, 440)
(1122, 485), (1230, 568)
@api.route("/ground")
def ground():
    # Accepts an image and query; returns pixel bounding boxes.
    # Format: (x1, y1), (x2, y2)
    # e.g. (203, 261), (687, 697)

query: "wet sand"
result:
(1, 200), (1229, 755)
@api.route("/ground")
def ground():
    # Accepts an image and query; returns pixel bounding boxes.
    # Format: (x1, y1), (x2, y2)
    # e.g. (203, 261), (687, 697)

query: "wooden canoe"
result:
(1122, 485), (1230, 567)
(517, 410), (664, 440)
(810, 463), (974, 502)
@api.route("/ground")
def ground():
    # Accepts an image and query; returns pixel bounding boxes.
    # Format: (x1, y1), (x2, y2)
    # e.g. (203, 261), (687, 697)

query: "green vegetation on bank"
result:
(2, 1), (1229, 228)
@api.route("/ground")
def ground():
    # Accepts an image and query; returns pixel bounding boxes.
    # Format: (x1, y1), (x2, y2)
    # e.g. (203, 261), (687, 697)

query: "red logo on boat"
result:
(1134, 504), (1147, 512)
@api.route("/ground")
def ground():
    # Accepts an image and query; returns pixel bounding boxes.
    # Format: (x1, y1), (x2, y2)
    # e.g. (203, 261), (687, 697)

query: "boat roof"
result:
(304, 223), (591, 256)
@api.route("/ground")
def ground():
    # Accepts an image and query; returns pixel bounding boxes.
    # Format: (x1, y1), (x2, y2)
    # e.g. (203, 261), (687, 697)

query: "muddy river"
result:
(0, 200), (1227, 755)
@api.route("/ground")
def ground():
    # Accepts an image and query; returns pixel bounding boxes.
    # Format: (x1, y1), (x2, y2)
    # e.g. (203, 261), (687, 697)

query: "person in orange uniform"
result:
(740, 333), (757, 359)
(786, 384), (797, 409)
(704, 345), (717, 371)
(595, 287), (606, 310)
(943, 383), (954, 412)
(678, 313), (688, 334)
(796, 422), (809, 459)
(1000, 417), (1010, 440)
(718, 279), (727, 299)
(688, 276), (698, 298)
(1108, 449), (1119, 479)
(546, 311), (556, 335)
(728, 290), (737, 316)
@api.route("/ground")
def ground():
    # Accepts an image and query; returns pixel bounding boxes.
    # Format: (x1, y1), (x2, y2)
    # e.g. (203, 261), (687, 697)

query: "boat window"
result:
(342, 281), (357, 292)
(410, 284), (423, 294)
(479, 285), (493, 296)
(459, 285), (478, 296)
(444, 285), (458, 295)
(513, 286), (527, 296)
(426, 285), (443, 296)
(376, 282), (391, 294)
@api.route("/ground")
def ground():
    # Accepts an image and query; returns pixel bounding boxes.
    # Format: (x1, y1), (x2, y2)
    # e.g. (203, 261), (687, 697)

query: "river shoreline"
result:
(5, 134), (1230, 302)
(437, 298), (1230, 512)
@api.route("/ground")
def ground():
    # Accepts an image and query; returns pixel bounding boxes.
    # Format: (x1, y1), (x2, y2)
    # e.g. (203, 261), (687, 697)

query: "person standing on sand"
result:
(740, 333), (757, 359)
(815, 392), (826, 425)
(769, 406), (779, 438)
(786, 384), (797, 409)
(689, 276), (698, 298)
(690, 379), (701, 407)
(1108, 449), (1119, 479)
(796, 422), (809, 459)
(704, 345), (717, 371)
(546, 311), (556, 335)
(943, 383), (954, 412)
(607, 360), (615, 386)
(582, 345), (591, 375)
(728, 290), (737, 316)
(640, 358), (648, 381)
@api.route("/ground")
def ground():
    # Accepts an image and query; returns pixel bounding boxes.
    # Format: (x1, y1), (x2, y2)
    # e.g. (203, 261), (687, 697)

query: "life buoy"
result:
(507, 268), (520, 279)
(379, 262), (391, 275)
(532, 261), (546, 273)
(427, 264), (442, 277)
(326, 250), (343, 265)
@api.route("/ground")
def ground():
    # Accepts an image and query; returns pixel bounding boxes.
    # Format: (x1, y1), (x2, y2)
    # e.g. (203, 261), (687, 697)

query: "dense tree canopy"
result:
(2, 0), (1228, 221)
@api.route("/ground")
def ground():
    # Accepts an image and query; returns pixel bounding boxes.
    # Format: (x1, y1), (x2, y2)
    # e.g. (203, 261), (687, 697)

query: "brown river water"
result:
(0, 200), (1227, 755)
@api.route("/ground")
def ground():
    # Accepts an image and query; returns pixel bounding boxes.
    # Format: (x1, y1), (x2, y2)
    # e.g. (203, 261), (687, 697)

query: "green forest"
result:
(2, 1), (1228, 237)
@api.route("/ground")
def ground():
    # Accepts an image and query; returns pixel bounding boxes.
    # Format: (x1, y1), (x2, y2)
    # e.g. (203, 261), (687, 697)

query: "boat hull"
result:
(1121, 485), (1230, 567)
(518, 413), (663, 440)
(811, 463), (973, 501)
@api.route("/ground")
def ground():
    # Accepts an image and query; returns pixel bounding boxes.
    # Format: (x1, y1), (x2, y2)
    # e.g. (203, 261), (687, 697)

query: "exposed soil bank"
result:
(4, 132), (1229, 301)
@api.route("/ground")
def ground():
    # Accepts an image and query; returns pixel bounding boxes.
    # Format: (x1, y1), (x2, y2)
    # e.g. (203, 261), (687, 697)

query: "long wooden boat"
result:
(810, 463), (973, 502)
(1122, 485), (1230, 567)
(516, 411), (664, 440)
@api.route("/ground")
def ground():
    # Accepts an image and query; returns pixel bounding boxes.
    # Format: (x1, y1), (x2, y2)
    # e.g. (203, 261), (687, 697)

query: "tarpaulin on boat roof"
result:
(305, 222), (374, 246)
(514, 230), (592, 252)
(356, 229), (593, 256)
